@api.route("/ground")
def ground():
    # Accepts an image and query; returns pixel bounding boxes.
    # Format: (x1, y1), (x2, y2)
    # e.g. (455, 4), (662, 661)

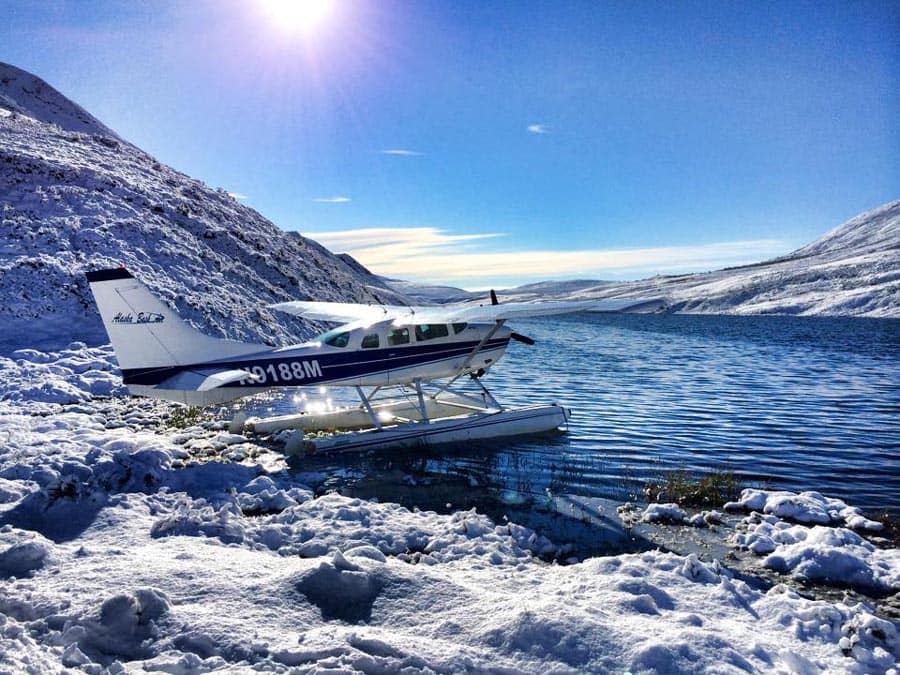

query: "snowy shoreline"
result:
(1, 345), (898, 673)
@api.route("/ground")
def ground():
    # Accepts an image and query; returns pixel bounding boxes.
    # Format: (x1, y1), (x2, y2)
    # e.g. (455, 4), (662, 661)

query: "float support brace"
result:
(355, 386), (382, 430)
(414, 379), (430, 424)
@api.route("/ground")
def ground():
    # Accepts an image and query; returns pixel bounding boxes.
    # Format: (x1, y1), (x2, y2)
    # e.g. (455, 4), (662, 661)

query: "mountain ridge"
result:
(0, 63), (403, 353)
(381, 200), (900, 316)
(0, 62), (119, 139)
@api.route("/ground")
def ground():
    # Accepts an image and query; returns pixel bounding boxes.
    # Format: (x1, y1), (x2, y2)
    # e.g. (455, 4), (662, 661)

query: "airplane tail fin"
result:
(85, 267), (267, 373)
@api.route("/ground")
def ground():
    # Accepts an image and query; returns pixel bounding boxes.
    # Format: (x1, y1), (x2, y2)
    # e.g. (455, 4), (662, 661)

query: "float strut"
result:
(355, 386), (382, 430)
(414, 379), (430, 424)
(471, 375), (502, 410)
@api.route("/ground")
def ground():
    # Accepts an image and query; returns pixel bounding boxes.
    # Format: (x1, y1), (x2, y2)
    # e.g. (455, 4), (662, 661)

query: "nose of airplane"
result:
(496, 324), (513, 340)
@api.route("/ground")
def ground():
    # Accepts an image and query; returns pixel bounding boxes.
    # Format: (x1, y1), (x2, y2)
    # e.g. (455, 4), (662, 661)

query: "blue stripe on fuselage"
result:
(120, 337), (510, 388)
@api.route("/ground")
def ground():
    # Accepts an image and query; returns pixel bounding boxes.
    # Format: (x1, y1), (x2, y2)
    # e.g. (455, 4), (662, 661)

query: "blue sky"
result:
(2, 0), (898, 288)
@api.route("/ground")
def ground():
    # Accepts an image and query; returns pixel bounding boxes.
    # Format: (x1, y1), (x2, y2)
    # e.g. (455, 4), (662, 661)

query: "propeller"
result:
(489, 290), (535, 345)
(510, 332), (535, 346)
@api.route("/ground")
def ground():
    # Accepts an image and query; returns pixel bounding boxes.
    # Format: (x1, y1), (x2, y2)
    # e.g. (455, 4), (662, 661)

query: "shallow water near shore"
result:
(256, 313), (900, 552)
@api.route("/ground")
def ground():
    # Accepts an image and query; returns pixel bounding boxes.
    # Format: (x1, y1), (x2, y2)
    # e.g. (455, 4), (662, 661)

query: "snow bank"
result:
(726, 488), (885, 531)
(0, 343), (125, 406)
(151, 491), (558, 565)
(639, 502), (725, 528)
(0, 526), (55, 578)
(733, 512), (899, 594)
(641, 501), (688, 524)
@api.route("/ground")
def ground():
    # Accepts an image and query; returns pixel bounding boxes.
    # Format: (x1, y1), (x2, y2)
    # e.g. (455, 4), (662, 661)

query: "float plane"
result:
(87, 267), (643, 453)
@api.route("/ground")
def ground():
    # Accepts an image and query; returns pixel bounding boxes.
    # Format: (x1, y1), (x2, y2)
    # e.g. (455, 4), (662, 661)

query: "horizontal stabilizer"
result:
(157, 368), (261, 392)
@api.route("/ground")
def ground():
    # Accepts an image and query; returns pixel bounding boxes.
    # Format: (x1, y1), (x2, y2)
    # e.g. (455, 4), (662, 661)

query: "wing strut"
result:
(442, 318), (506, 392)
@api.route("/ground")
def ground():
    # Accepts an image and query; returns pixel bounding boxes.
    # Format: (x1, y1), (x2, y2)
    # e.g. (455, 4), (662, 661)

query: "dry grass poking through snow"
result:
(643, 469), (743, 507)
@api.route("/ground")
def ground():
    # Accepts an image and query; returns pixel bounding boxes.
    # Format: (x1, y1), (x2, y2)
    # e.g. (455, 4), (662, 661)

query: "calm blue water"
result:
(265, 314), (900, 529)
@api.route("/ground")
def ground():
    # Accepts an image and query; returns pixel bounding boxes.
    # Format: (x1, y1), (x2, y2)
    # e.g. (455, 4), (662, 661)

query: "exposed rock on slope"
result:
(0, 62), (399, 352)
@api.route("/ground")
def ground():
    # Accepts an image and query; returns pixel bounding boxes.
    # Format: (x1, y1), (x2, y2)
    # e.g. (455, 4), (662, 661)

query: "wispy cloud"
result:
(305, 227), (501, 262)
(313, 196), (351, 203)
(304, 226), (788, 288)
(381, 149), (422, 156)
(228, 192), (248, 201)
(527, 123), (549, 134)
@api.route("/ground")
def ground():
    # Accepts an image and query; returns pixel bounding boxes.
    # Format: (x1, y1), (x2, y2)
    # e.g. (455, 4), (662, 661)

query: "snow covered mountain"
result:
(0, 62), (402, 353)
(476, 200), (900, 317)
(0, 63), (120, 139)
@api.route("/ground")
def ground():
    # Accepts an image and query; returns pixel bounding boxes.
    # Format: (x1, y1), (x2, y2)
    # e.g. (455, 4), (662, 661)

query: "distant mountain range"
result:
(381, 200), (900, 317)
(0, 63), (404, 352)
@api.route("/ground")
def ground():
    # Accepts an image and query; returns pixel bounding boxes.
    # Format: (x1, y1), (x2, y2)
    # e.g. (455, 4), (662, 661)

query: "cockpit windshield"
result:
(316, 328), (351, 348)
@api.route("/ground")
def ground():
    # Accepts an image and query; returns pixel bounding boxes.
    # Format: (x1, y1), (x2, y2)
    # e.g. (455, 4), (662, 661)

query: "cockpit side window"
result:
(452, 323), (468, 334)
(415, 324), (450, 341)
(361, 333), (379, 349)
(388, 327), (410, 346)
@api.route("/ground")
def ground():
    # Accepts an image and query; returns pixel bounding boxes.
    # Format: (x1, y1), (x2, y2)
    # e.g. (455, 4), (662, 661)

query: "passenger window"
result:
(361, 333), (379, 349)
(415, 324), (450, 341)
(452, 323), (468, 334)
(388, 327), (410, 346)
(324, 331), (350, 348)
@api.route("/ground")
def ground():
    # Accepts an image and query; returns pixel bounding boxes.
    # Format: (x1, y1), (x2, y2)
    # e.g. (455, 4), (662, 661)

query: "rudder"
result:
(86, 267), (267, 371)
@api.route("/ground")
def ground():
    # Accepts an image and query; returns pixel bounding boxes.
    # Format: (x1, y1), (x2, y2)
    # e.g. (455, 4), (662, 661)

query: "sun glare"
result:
(260, 0), (335, 35)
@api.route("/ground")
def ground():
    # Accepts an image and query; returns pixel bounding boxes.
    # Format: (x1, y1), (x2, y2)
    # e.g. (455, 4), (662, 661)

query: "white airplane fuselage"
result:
(122, 319), (511, 394)
(86, 267), (520, 406)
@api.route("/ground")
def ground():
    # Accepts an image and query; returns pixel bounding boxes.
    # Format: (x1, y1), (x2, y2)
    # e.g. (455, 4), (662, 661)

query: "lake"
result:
(258, 313), (900, 549)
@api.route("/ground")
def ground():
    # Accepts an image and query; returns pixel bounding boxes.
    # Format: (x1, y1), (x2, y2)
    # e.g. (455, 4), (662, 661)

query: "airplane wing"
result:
(424, 300), (600, 323)
(433, 297), (660, 322)
(267, 301), (406, 324)
(269, 298), (646, 325)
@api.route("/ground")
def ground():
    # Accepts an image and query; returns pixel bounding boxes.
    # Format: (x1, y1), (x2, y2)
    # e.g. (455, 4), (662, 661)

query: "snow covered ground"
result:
(1, 347), (897, 674)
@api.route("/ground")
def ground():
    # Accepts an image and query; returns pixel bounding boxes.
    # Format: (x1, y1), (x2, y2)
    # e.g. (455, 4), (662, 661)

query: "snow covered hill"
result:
(392, 201), (900, 317)
(0, 62), (402, 353)
(629, 199), (900, 317)
(0, 63), (119, 139)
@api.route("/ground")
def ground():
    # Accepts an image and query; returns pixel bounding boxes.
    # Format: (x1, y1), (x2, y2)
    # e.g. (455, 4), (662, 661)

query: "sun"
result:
(259, 0), (335, 35)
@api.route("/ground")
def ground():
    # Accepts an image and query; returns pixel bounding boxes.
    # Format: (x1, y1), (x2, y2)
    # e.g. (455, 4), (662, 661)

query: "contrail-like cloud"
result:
(312, 196), (351, 203)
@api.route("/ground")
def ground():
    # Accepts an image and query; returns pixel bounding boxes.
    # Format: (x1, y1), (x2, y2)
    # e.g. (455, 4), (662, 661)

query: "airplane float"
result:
(87, 267), (644, 454)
